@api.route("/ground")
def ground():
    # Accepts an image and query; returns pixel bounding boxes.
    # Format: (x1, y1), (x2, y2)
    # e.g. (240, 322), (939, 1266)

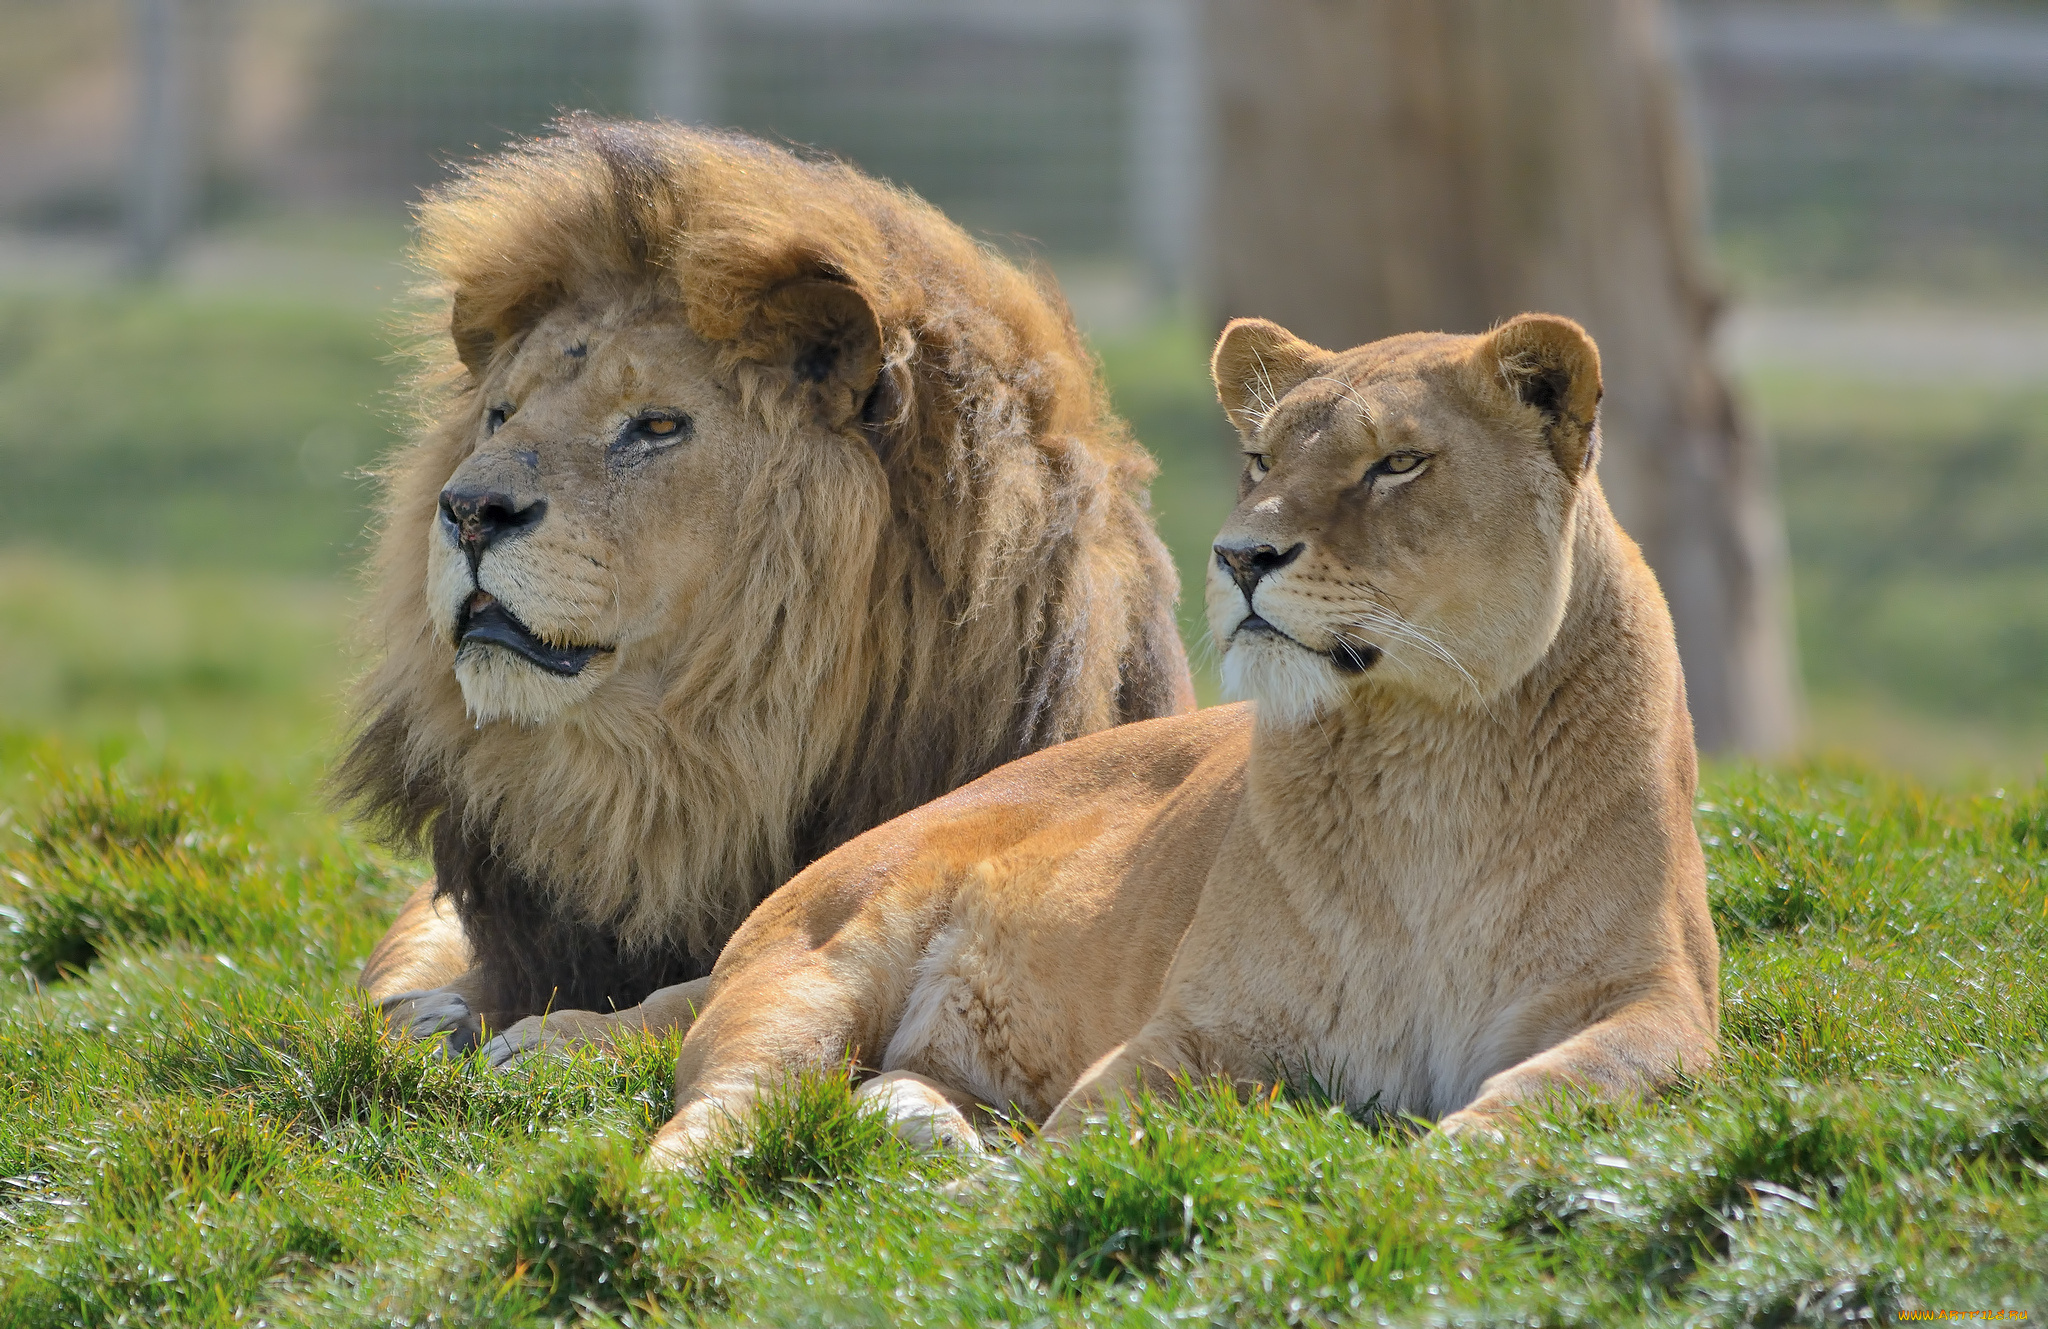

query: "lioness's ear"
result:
(1211, 318), (1328, 438)
(1476, 313), (1603, 480)
(756, 279), (884, 432)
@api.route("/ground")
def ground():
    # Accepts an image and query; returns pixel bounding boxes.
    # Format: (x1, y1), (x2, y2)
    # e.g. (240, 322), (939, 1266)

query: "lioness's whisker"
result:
(1245, 346), (1283, 431)
(1345, 604), (1490, 711)
(1302, 375), (1376, 428)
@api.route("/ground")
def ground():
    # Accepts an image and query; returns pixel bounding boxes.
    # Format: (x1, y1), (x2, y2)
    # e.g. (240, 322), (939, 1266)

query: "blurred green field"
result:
(1757, 367), (2048, 774)
(0, 290), (395, 573)
(1, 284), (2043, 785)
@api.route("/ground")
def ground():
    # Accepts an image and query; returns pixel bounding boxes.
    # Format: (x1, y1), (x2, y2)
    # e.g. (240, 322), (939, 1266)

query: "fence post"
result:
(639, 0), (718, 126)
(130, 0), (190, 278)
(1129, 0), (1204, 305)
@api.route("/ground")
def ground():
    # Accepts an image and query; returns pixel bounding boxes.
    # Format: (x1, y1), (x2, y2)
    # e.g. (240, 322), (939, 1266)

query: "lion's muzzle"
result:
(455, 591), (606, 677)
(439, 477), (546, 576)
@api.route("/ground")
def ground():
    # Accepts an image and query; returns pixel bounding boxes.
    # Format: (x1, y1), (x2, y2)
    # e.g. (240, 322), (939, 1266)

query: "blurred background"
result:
(0, 0), (2044, 800)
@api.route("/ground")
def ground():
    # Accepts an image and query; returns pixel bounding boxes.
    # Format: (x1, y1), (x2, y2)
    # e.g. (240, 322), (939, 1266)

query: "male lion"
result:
(342, 118), (1194, 1054)
(643, 312), (1719, 1168)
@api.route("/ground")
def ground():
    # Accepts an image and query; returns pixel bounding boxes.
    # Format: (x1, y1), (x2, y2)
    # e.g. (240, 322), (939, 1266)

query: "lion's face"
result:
(426, 291), (880, 725)
(1204, 315), (1603, 727)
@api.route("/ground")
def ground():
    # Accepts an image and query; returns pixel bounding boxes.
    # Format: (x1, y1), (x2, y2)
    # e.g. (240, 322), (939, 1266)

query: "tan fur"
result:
(358, 885), (471, 997)
(645, 314), (1718, 1167)
(342, 118), (1192, 1040)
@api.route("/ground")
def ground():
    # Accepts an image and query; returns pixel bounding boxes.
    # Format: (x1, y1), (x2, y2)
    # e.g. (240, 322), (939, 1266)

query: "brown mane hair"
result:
(336, 118), (1191, 1017)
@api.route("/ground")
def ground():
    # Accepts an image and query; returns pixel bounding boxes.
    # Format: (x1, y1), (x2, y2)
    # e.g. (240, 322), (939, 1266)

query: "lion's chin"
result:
(455, 643), (613, 726)
(1220, 632), (1352, 730)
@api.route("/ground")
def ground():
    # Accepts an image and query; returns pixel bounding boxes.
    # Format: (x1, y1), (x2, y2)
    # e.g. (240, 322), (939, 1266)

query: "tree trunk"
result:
(1204, 0), (1798, 754)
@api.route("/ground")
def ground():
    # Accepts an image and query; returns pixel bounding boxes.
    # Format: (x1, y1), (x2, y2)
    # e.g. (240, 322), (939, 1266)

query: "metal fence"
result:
(4, 0), (2046, 299)
(157, 0), (1201, 289)
(1682, 4), (2048, 293)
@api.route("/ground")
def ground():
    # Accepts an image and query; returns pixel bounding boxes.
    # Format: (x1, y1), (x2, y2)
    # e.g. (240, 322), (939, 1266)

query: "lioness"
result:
(642, 312), (1718, 1168)
(341, 119), (1193, 1055)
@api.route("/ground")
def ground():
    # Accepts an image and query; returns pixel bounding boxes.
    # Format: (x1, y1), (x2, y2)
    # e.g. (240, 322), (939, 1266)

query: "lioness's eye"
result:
(485, 405), (510, 435)
(1377, 451), (1427, 476)
(1246, 453), (1271, 478)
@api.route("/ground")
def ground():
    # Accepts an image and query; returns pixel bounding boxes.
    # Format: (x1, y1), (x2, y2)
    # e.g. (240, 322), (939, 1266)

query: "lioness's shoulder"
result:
(806, 705), (1248, 875)
(945, 702), (1252, 811)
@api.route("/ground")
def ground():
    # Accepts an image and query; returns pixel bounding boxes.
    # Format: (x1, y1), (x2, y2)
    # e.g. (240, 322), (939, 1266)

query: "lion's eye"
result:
(1246, 453), (1271, 479)
(485, 405), (510, 435)
(616, 412), (694, 459)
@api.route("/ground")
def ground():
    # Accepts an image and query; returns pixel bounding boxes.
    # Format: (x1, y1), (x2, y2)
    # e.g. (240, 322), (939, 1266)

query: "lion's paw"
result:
(377, 987), (482, 1055)
(480, 1016), (581, 1069)
(479, 1022), (545, 1070)
(482, 1010), (618, 1070)
(938, 1155), (1014, 1201)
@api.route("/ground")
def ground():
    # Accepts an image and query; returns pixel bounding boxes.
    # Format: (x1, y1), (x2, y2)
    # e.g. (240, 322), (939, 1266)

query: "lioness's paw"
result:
(377, 987), (481, 1054)
(1435, 1108), (1508, 1142)
(855, 1071), (988, 1157)
(644, 1118), (722, 1177)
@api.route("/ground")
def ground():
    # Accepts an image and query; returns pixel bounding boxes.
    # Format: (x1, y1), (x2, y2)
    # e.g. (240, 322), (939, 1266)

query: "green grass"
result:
(0, 758), (2042, 1325)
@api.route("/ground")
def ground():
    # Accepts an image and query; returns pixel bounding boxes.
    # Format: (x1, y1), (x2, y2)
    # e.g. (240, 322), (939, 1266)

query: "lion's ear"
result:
(756, 279), (884, 432)
(1211, 318), (1327, 438)
(1476, 313), (1603, 480)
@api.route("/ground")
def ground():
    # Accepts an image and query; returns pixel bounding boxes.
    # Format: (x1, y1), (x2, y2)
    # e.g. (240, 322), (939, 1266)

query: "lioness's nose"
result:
(439, 483), (546, 558)
(1214, 540), (1304, 602)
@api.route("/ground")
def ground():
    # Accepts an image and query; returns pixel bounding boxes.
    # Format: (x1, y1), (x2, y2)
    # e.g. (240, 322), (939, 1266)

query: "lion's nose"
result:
(1214, 540), (1304, 602)
(439, 484), (547, 559)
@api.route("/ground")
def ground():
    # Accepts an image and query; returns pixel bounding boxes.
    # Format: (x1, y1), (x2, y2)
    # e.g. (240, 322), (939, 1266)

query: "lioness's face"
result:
(425, 295), (873, 725)
(1205, 316), (1602, 726)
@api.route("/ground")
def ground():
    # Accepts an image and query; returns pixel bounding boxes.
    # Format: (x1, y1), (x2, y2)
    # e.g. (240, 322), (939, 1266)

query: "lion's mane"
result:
(336, 118), (1192, 1016)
